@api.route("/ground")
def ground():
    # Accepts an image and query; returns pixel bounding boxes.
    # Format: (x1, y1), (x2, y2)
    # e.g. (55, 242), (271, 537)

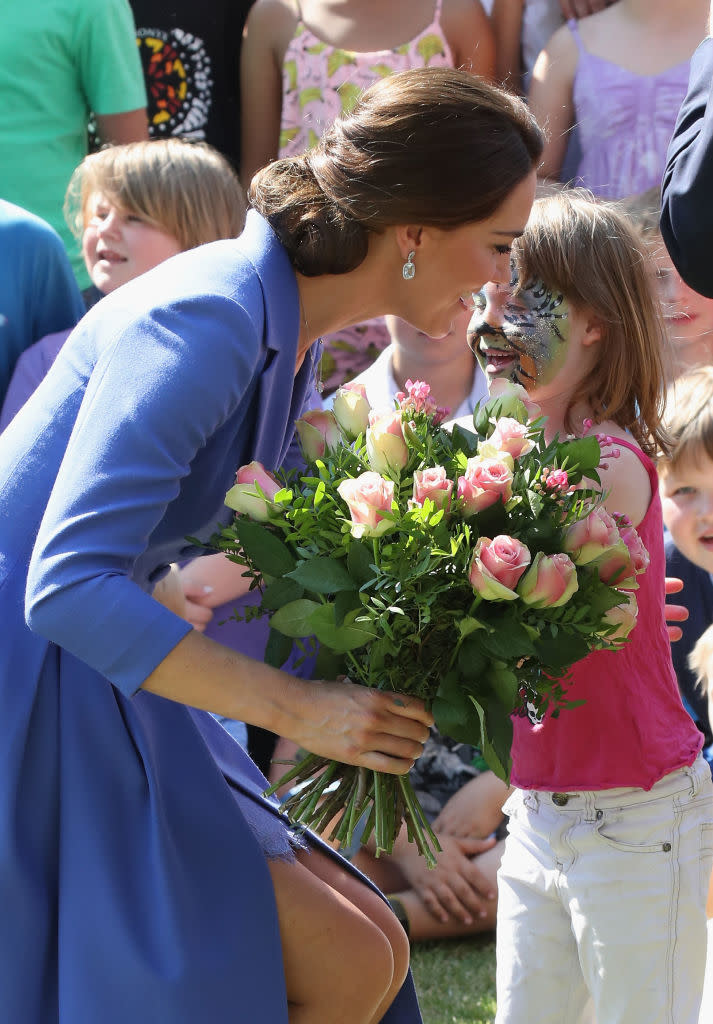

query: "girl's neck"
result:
(533, 394), (596, 444)
(297, 0), (437, 51)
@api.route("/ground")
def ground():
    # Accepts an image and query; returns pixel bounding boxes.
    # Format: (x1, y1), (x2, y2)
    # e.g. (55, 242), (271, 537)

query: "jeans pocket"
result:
(594, 810), (672, 855)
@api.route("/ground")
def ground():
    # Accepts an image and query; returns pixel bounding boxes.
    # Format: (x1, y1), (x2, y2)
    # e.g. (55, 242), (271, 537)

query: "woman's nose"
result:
(491, 250), (513, 286)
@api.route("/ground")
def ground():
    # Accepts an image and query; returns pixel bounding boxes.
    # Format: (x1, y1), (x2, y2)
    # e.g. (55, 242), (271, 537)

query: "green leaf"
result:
(458, 616), (486, 639)
(334, 589), (362, 625)
(347, 541), (375, 585)
(270, 598), (321, 638)
(308, 603), (376, 653)
(450, 422), (480, 456)
(233, 519), (296, 577)
(264, 628), (294, 669)
(433, 672), (484, 745)
(469, 697), (512, 783)
(555, 435), (601, 479)
(479, 617), (537, 661)
(485, 662), (519, 711)
(457, 634), (490, 679)
(285, 556), (356, 594)
(534, 625), (589, 669)
(313, 644), (347, 680)
(261, 577), (304, 610)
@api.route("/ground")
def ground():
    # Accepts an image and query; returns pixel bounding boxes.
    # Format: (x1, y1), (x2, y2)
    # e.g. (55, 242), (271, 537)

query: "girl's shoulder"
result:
(244, 0), (299, 55)
(584, 422), (652, 527)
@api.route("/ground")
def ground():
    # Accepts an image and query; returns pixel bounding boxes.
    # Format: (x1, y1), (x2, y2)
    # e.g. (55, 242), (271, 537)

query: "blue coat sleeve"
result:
(661, 37), (713, 297)
(26, 293), (261, 696)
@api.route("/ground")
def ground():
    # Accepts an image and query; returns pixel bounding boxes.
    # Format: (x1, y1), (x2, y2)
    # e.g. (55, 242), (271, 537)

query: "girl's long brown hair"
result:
(513, 189), (669, 456)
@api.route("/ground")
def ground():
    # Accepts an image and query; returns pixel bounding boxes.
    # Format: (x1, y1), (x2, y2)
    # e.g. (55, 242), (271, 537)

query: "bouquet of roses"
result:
(209, 379), (648, 865)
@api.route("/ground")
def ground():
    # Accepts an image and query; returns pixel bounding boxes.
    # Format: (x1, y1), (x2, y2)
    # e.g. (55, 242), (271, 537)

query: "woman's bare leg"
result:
(268, 846), (405, 1024)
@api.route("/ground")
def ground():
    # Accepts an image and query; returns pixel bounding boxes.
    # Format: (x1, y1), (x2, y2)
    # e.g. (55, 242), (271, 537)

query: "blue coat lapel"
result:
(237, 211), (316, 470)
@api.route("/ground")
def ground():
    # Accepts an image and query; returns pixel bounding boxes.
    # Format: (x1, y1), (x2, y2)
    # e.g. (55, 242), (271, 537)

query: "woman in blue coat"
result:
(0, 68), (542, 1022)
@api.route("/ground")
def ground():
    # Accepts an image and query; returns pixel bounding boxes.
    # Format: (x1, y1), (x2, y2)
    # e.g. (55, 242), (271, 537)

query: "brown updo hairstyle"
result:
(249, 66), (543, 277)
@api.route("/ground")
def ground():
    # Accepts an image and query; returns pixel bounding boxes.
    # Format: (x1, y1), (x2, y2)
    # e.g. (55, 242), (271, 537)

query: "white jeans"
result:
(495, 755), (713, 1024)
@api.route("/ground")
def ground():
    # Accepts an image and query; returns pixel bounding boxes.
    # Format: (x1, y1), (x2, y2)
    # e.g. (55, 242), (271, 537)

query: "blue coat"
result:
(0, 211), (422, 1022)
(661, 36), (713, 297)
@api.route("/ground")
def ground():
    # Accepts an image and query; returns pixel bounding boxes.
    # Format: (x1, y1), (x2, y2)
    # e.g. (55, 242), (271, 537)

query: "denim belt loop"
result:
(684, 760), (701, 797)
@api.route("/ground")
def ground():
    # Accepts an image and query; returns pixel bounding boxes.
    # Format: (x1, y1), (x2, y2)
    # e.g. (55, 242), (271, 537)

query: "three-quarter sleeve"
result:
(26, 293), (261, 697)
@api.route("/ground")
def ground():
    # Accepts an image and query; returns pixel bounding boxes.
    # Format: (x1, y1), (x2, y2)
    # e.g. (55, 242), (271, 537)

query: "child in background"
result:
(469, 189), (712, 1024)
(239, 0), (495, 393)
(620, 187), (713, 384)
(320, 305), (506, 941)
(490, 0), (616, 94)
(659, 366), (713, 775)
(661, 371), (713, 1024)
(0, 138), (246, 428)
(335, 306), (488, 417)
(528, 0), (708, 198)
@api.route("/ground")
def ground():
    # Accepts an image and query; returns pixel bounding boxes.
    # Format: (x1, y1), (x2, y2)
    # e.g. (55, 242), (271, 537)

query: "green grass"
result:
(410, 935), (497, 1024)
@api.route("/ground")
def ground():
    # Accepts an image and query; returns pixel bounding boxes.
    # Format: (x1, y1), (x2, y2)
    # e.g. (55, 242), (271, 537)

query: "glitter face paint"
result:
(468, 276), (571, 393)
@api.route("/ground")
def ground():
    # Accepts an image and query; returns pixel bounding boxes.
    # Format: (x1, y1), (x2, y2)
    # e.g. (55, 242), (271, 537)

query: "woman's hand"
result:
(143, 633), (431, 773)
(397, 833), (497, 925)
(281, 677), (434, 775)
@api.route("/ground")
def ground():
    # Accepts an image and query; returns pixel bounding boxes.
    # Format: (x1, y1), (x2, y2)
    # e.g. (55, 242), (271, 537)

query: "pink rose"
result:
(412, 466), (454, 512)
(331, 382), (371, 440)
(456, 454), (514, 515)
(366, 410), (409, 477)
(593, 542), (637, 589)
(225, 461), (281, 521)
(480, 417), (534, 460)
(563, 506), (622, 565)
(337, 471), (395, 538)
(619, 523), (650, 576)
(468, 535), (531, 601)
(296, 410), (343, 461)
(600, 592), (639, 642)
(517, 551), (579, 608)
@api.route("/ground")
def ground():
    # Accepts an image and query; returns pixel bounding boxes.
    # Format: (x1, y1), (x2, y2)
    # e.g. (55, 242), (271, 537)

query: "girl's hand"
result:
(433, 772), (509, 839)
(398, 834), (497, 925)
(283, 678), (433, 775)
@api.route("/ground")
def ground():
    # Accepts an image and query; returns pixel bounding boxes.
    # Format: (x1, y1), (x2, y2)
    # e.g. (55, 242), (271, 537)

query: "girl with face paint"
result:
(489, 190), (713, 1024)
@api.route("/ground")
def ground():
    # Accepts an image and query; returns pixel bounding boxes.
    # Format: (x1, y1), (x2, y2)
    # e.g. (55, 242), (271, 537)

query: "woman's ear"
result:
(394, 224), (423, 261)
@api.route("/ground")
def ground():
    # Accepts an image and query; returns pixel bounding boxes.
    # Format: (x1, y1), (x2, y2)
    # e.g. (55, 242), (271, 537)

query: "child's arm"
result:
(442, 0), (496, 80)
(490, 0), (525, 92)
(527, 23), (579, 183)
(239, 0), (291, 185)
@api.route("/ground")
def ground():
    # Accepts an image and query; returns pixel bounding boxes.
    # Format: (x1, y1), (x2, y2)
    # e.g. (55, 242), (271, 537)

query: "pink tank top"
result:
(511, 438), (703, 792)
(568, 19), (691, 199)
(279, 0), (454, 157)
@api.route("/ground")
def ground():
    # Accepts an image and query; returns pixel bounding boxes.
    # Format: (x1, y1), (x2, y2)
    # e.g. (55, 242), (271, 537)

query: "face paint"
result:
(506, 279), (571, 392)
(468, 276), (571, 393)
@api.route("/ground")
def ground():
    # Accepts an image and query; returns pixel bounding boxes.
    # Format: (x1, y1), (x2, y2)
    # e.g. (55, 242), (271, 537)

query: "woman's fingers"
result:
(290, 680), (432, 771)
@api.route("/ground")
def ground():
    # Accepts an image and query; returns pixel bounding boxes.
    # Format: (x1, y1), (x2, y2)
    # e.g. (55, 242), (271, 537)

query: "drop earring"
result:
(402, 251), (416, 281)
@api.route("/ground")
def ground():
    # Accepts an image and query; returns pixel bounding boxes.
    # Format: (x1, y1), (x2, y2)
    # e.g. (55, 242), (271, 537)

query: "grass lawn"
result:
(410, 934), (497, 1024)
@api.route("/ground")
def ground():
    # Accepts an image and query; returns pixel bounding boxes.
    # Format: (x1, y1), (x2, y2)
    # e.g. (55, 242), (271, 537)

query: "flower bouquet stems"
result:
(266, 756), (442, 866)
